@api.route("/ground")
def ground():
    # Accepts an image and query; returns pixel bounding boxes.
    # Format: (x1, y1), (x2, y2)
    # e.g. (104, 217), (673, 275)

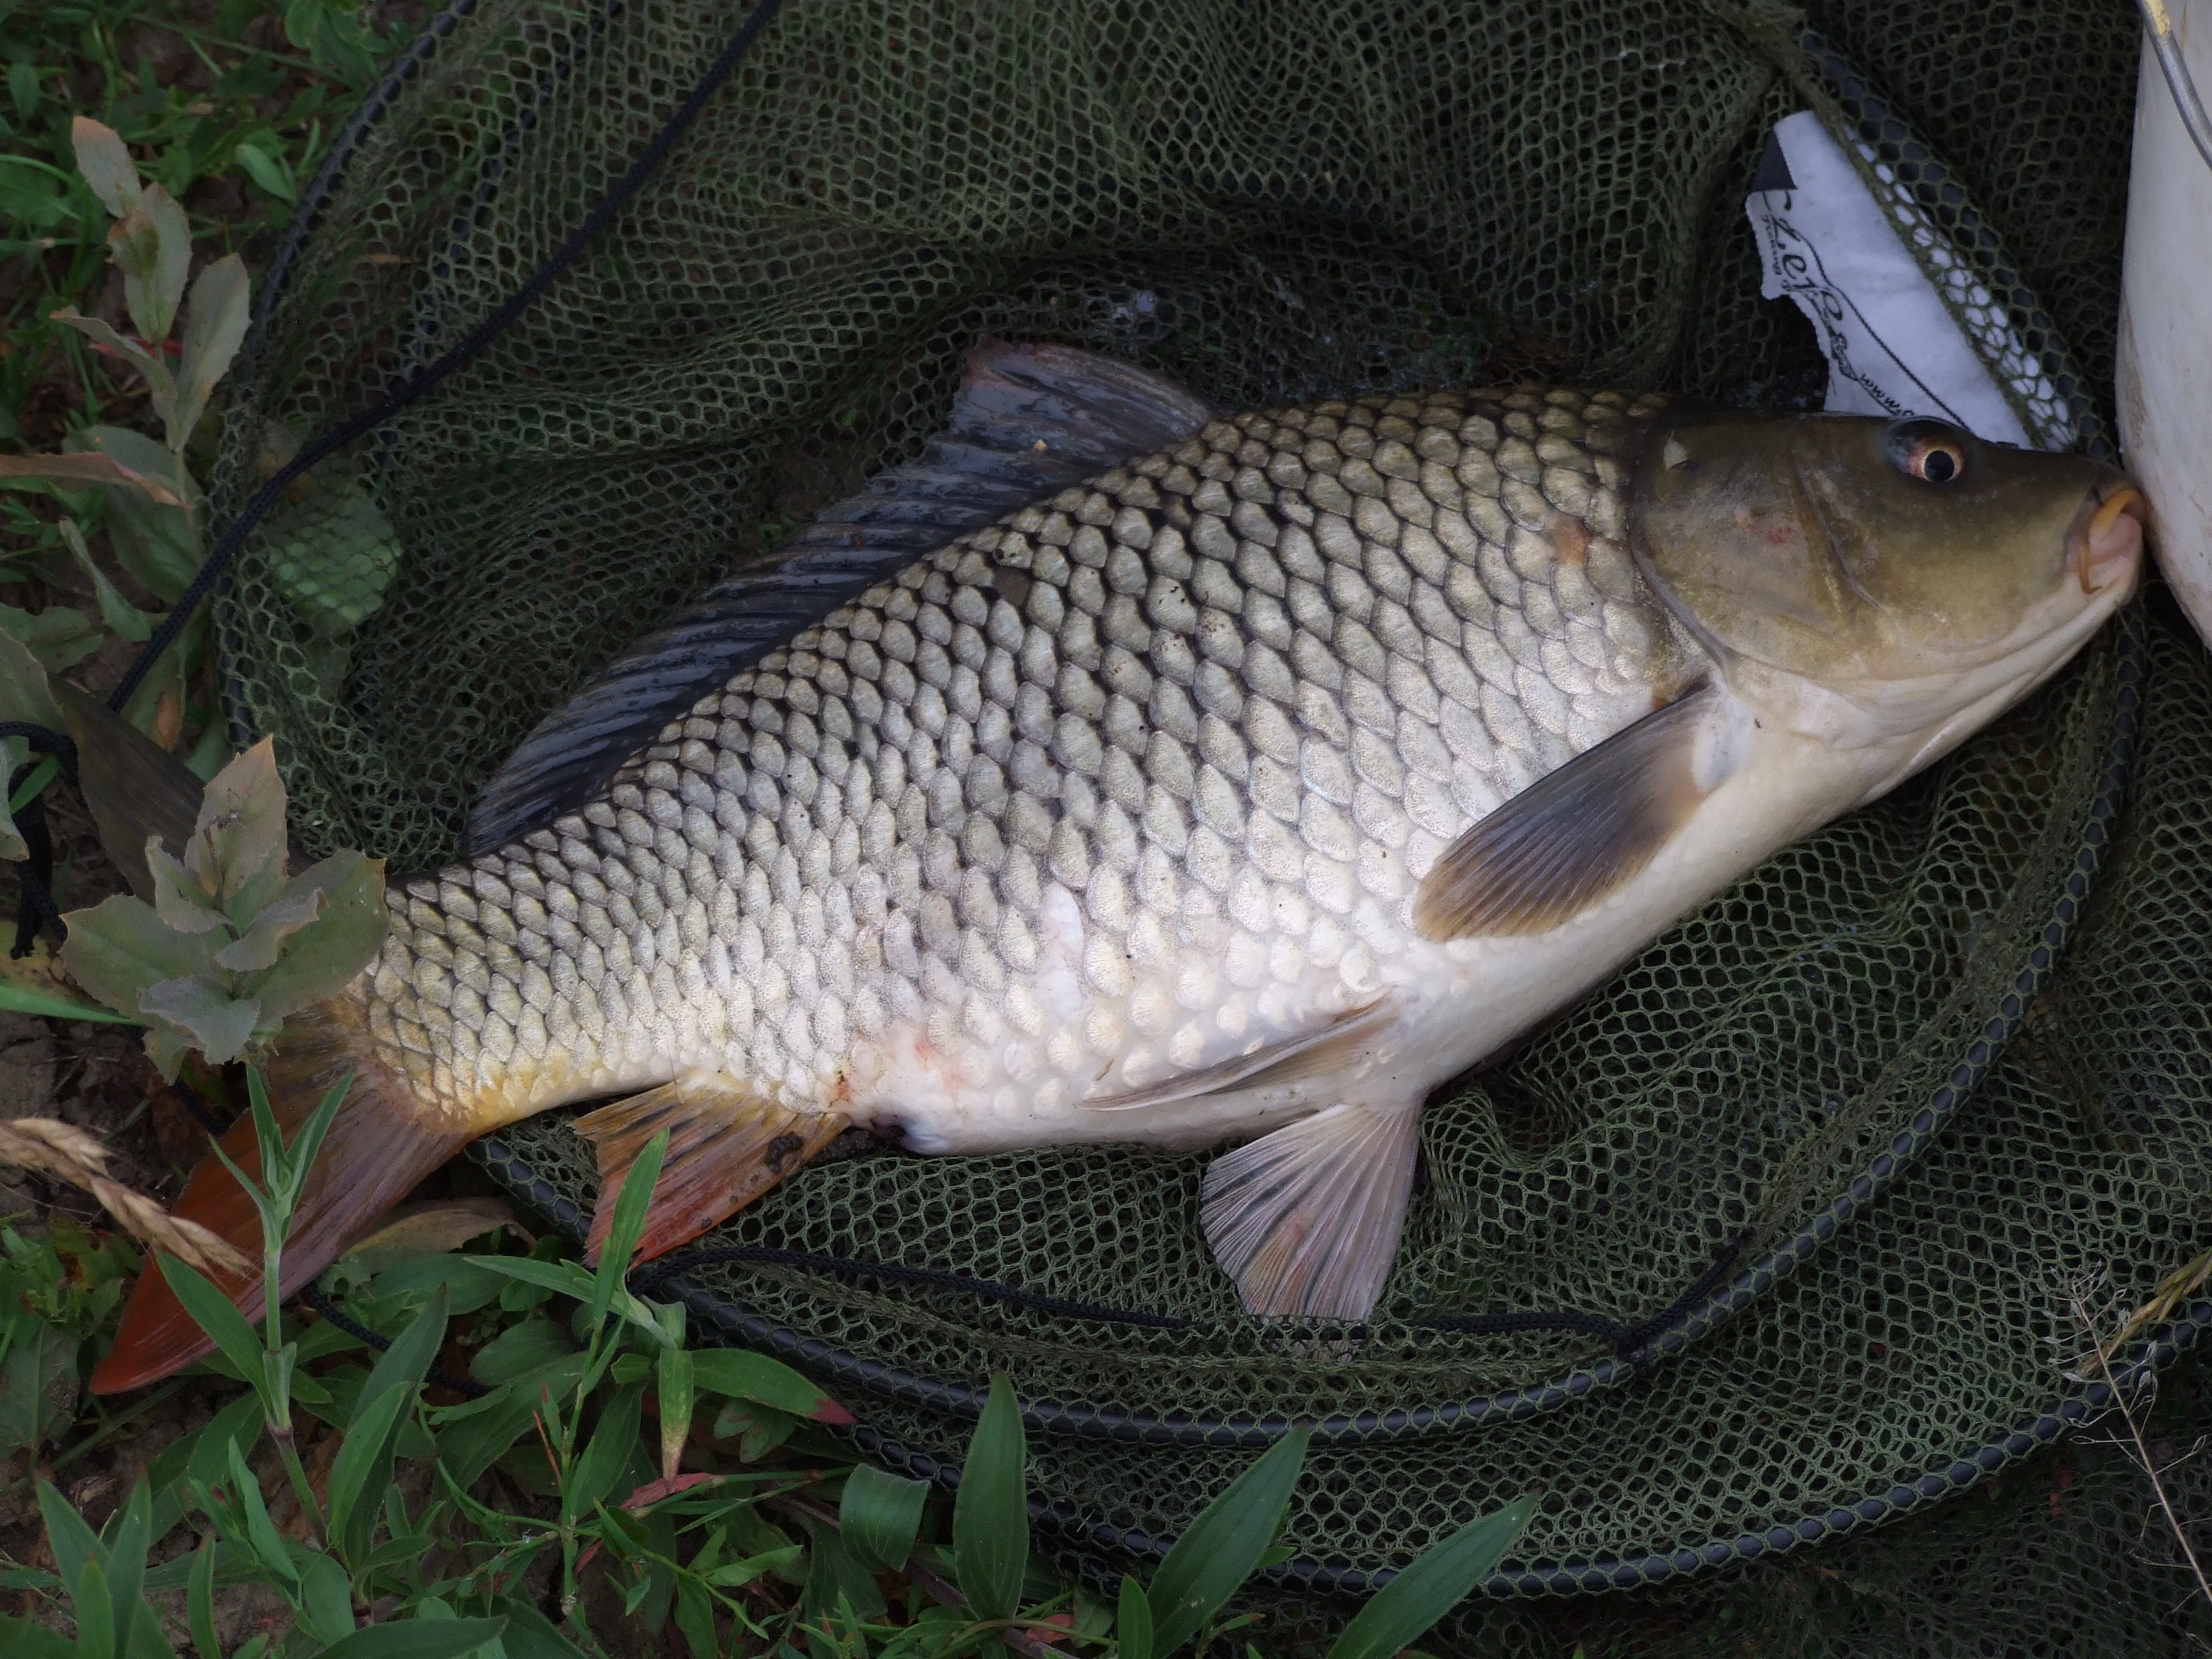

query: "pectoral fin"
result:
(1083, 996), (1399, 1111)
(575, 1082), (848, 1265)
(1414, 683), (1722, 940)
(1200, 1100), (1424, 1321)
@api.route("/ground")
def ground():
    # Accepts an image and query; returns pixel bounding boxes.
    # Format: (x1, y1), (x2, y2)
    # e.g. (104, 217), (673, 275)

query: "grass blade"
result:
(952, 1374), (1028, 1622)
(565, 1382), (645, 1520)
(323, 1385), (408, 1566)
(186, 1543), (217, 1659)
(1322, 1497), (1532, 1659)
(1146, 1428), (1310, 1655)
(154, 1255), (264, 1386)
(591, 1128), (667, 1332)
(689, 1348), (852, 1423)
(1116, 1574), (1153, 1659)
(315, 1617), (506, 1659)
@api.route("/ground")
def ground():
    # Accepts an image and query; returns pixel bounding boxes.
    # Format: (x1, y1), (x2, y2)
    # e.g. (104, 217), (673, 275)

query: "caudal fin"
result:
(90, 1003), (466, 1393)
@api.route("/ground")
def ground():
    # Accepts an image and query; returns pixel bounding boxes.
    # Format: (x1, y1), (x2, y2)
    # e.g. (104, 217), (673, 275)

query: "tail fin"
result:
(89, 1003), (467, 1393)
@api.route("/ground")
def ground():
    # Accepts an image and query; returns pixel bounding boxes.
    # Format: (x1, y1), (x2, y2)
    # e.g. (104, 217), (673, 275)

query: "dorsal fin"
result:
(461, 340), (1220, 854)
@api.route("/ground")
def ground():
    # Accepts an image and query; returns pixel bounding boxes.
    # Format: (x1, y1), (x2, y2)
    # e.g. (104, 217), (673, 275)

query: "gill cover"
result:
(1629, 412), (2130, 685)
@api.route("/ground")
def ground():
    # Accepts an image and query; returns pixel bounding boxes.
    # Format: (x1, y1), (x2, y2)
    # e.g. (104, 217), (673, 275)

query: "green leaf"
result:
(297, 1549), (354, 1643)
(464, 1254), (597, 1306)
(57, 517), (155, 644)
(147, 844), (226, 934)
(468, 1318), (576, 1386)
(325, 1385), (408, 1567)
(0, 1309), (77, 1457)
(802, 1517), (886, 1621)
(331, 1285), (447, 1561)
(1117, 1574), (1153, 1659)
(110, 183), (191, 358)
(315, 1617), (506, 1659)
(485, 1596), (590, 1659)
(187, 739), (288, 922)
(229, 141), (297, 204)
(840, 1463), (929, 1574)
(77, 1555), (116, 1659)
(57, 892), (217, 1024)
(689, 1348), (853, 1424)
(708, 1398), (795, 1462)
(71, 117), (139, 217)
(47, 310), (177, 430)
(700, 1545), (804, 1588)
(1146, 1428), (1310, 1656)
(363, 1252), (505, 1316)
(952, 1374), (1028, 1623)
(173, 255), (249, 443)
(138, 978), (262, 1067)
(85, 426), (200, 604)
(235, 849), (388, 1018)
(6, 61), (40, 123)
(433, 1355), (590, 1490)
(222, 1437), (297, 1582)
(35, 1479), (106, 1605)
(186, 1543), (217, 1659)
(657, 1334), (693, 1484)
(592, 1128), (668, 1330)
(0, 627), (61, 729)
(101, 1483), (165, 1659)
(565, 1382), (645, 1520)
(0, 602), (103, 673)
(154, 1256), (265, 1396)
(0, 1616), (76, 1659)
(0, 733), (26, 863)
(1322, 1497), (1532, 1659)
(214, 884), (322, 972)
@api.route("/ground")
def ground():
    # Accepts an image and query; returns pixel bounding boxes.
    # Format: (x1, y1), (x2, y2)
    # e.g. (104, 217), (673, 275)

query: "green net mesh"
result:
(213, 0), (2212, 1645)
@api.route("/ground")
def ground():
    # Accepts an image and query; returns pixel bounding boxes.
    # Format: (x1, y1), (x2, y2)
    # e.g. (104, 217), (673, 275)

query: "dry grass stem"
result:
(2088, 1250), (2212, 1372)
(0, 1115), (252, 1277)
(2066, 1281), (2212, 1624)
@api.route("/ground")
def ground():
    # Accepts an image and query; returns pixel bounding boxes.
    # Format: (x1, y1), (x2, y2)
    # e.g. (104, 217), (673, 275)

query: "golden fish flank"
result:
(93, 341), (2144, 1393)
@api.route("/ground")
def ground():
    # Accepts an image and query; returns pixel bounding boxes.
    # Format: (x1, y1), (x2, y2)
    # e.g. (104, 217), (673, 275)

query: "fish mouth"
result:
(2066, 475), (2148, 596)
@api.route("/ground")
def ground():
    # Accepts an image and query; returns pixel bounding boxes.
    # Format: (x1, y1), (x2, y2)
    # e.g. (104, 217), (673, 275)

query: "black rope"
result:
(301, 1281), (489, 1398)
(167, 1073), (233, 1138)
(106, 0), (791, 713)
(2, 722), (79, 958)
(1412, 1233), (1751, 1357)
(629, 1246), (1200, 1331)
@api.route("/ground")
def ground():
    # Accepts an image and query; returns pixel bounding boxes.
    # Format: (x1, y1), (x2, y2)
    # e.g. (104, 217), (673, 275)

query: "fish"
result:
(90, 339), (2146, 1392)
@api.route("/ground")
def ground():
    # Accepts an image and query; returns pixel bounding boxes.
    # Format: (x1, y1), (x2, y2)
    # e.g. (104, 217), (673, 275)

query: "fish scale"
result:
(363, 386), (1688, 1148)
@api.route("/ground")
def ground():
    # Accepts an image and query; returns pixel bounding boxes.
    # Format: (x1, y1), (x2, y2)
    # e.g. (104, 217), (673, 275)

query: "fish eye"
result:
(1886, 418), (1970, 485)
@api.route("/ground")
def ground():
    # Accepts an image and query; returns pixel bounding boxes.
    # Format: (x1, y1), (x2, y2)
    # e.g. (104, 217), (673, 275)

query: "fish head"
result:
(1631, 410), (2144, 790)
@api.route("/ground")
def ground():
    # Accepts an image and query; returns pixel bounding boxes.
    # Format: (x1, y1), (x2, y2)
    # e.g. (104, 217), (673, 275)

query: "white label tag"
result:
(1746, 111), (2033, 447)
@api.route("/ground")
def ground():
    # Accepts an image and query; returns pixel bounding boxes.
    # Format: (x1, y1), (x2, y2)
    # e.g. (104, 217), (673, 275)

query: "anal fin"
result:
(1200, 1100), (1424, 1322)
(575, 1081), (847, 1264)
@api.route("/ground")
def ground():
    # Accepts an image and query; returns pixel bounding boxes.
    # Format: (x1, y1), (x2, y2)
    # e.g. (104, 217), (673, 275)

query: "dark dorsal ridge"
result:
(461, 339), (1220, 855)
